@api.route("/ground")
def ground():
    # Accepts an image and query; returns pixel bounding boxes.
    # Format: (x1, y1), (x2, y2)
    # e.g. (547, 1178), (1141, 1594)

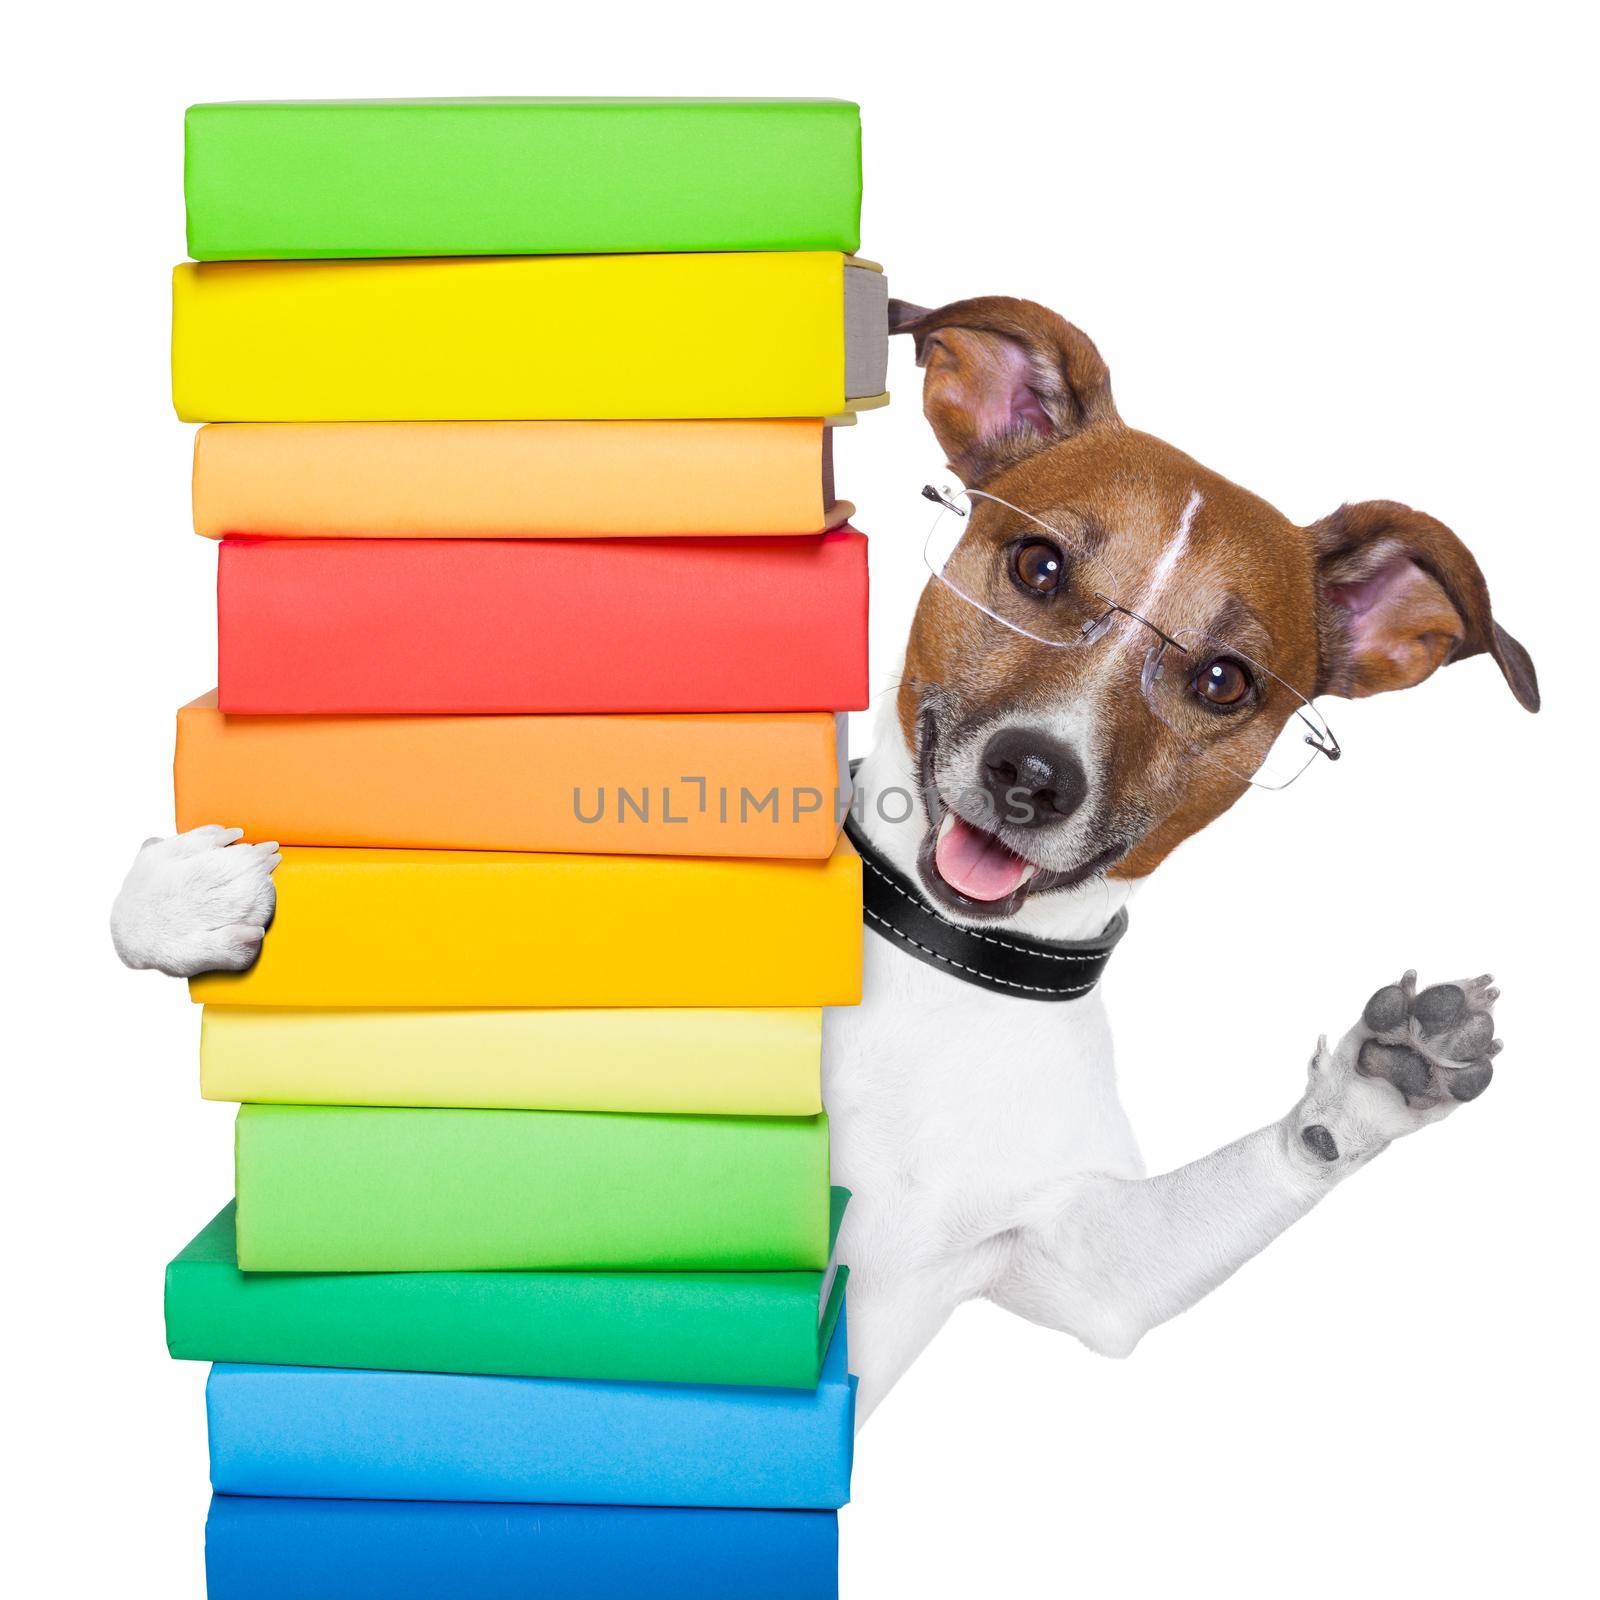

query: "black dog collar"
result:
(844, 811), (1128, 1002)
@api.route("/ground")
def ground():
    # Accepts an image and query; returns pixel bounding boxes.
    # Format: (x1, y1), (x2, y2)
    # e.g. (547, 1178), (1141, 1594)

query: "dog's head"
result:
(891, 295), (1539, 921)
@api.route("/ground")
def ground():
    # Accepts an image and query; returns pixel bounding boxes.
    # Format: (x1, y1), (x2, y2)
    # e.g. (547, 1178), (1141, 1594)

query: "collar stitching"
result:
(863, 907), (1100, 996)
(856, 849), (1107, 961)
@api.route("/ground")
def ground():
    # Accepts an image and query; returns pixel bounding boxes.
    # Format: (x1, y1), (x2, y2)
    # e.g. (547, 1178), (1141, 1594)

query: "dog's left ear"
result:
(1311, 500), (1539, 711)
(888, 296), (1119, 484)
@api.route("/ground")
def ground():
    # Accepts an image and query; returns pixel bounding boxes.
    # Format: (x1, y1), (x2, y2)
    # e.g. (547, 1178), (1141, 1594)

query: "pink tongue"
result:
(934, 815), (1033, 902)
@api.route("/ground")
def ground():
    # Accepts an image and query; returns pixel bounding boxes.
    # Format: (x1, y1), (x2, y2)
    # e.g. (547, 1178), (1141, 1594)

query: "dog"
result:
(112, 294), (1538, 1424)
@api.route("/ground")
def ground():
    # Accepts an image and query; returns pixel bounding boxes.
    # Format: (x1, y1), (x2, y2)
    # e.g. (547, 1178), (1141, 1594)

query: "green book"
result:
(185, 98), (862, 260)
(235, 1105), (831, 1272)
(167, 1197), (848, 1390)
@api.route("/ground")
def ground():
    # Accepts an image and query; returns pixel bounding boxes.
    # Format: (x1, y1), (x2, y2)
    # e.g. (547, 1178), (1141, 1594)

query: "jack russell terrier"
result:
(112, 294), (1539, 1424)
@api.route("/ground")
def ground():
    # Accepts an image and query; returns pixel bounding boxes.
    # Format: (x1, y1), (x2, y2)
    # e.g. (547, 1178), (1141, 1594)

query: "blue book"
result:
(207, 1309), (855, 1509)
(206, 1496), (839, 1600)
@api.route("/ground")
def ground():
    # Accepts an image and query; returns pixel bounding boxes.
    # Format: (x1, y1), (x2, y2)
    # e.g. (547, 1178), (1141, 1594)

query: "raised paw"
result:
(1295, 969), (1503, 1169)
(110, 826), (282, 978)
(1355, 970), (1501, 1106)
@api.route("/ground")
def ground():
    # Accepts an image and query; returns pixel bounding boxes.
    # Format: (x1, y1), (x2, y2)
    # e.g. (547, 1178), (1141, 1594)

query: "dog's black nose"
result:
(978, 729), (1088, 828)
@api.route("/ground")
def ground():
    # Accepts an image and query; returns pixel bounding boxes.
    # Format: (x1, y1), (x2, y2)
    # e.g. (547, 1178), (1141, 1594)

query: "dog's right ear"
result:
(889, 296), (1119, 484)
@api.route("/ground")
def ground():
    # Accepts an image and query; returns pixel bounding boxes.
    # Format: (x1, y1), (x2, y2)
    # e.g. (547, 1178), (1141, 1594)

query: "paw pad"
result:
(1357, 1039), (1435, 1102)
(1447, 1061), (1495, 1103)
(1362, 984), (1410, 1032)
(1301, 1123), (1340, 1162)
(1413, 983), (1466, 1032)
(1353, 969), (1501, 1108)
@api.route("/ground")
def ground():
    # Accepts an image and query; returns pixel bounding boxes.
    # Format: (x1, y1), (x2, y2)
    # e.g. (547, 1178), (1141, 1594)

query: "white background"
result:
(6, 4), (1595, 1595)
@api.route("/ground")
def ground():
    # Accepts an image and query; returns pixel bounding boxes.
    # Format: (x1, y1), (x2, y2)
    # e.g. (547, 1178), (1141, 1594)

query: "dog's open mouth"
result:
(915, 712), (1125, 920)
(931, 812), (1038, 903)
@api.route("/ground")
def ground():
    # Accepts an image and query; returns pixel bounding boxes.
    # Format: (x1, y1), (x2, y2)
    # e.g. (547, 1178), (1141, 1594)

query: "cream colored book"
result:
(201, 1007), (823, 1116)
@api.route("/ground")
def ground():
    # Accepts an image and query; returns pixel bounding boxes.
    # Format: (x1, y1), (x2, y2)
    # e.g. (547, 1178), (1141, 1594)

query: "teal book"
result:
(167, 1196), (849, 1389)
(185, 98), (863, 259)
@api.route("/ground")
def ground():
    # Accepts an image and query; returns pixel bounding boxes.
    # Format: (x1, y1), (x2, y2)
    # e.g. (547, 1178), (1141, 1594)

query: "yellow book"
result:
(190, 835), (862, 1009)
(171, 253), (889, 421)
(200, 1008), (822, 1116)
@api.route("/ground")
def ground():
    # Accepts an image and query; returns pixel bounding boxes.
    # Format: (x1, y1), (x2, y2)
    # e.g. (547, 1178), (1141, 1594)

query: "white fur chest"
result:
(817, 728), (1148, 1406)
(822, 923), (1146, 1405)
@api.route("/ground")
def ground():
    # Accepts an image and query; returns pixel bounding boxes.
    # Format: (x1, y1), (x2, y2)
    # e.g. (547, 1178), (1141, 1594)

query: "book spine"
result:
(186, 99), (862, 259)
(171, 254), (848, 421)
(205, 1495), (841, 1600)
(166, 1260), (826, 1390)
(187, 843), (864, 1010)
(196, 1007), (825, 1117)
(191, 420), (833, 538)
(233, 1106), (832, 1272)
(205, 1349), (855, 1508)
(214, 533), (869, 715)
(175, 699), (848, 858)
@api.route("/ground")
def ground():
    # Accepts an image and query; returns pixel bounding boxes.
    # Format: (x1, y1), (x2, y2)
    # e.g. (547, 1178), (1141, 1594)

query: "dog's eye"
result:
(1011, 540), (1066, 597)
(1192, 656), (1254, 708)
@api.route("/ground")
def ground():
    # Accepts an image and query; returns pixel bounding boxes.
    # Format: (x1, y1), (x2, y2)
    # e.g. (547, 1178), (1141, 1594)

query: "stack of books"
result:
(160, 97), (885, 1599)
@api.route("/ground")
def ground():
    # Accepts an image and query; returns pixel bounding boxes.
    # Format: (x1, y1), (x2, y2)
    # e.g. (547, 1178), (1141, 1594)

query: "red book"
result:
(216, 532), (869, 714)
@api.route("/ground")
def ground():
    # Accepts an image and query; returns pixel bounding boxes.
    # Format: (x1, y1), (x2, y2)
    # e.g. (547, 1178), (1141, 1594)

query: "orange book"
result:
(174, 694), (848, 859)
(192, 419), (854, 538)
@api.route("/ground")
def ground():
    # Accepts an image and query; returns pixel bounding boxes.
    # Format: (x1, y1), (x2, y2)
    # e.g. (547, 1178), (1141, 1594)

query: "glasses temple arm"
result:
(1294, 706), (1341, 761)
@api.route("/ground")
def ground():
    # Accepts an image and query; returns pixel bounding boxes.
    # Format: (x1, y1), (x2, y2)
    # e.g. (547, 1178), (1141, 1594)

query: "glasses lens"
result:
(923, 488), (1091, 649)
(1143, 630), (1336, 790)
(919, 488), (1339, 791)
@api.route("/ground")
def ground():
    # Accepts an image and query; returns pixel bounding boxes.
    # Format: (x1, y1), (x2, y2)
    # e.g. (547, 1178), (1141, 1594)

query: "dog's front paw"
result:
(1293, 970), (1502, 1171)
(110, 825), (281, 978)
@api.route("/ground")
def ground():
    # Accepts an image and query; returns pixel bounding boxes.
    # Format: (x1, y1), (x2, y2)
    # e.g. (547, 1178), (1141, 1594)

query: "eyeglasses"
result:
(921, 483), (1341, 791)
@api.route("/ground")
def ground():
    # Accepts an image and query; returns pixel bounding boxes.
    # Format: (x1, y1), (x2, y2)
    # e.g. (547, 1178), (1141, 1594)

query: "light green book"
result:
(185, 98), (862, 259)
(234, 1104), (831, 1272)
